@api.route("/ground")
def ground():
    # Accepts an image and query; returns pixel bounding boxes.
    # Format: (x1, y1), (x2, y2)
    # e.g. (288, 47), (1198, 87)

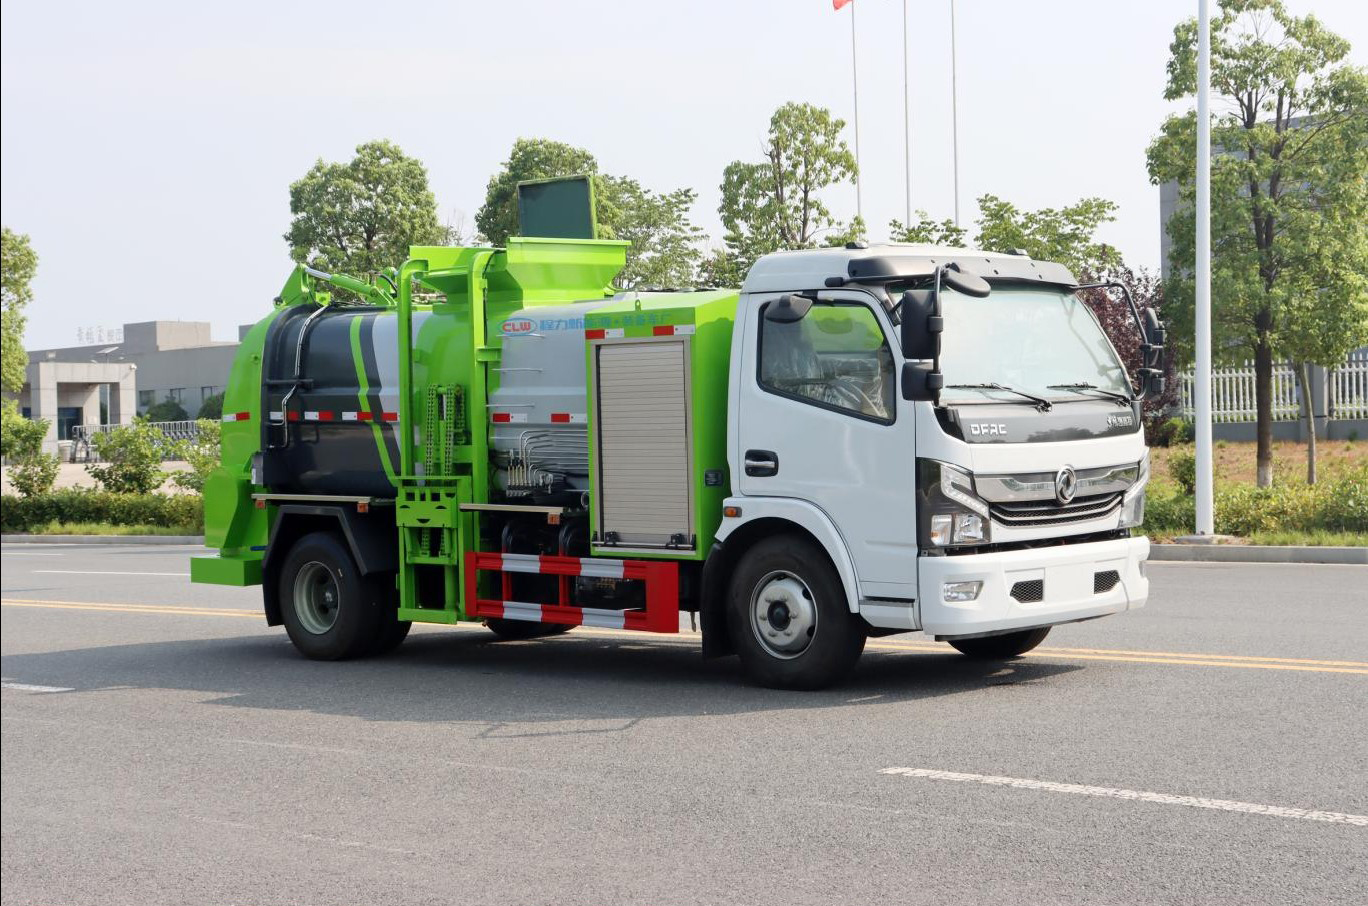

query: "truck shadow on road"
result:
(0, 625), (1084, 726)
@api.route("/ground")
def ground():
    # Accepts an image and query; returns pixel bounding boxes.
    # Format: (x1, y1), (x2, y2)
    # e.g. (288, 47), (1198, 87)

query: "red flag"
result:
(833, 0), (853, 9)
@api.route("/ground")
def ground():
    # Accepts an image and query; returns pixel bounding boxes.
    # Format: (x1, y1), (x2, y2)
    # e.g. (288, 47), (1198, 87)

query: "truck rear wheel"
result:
(948, 627), (1051, 659)
(727, 535), (865, 690)
(278, 532), (385, 660)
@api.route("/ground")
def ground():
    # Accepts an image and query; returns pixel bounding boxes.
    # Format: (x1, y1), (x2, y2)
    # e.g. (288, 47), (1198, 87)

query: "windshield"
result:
(935, 286), (1131, 401)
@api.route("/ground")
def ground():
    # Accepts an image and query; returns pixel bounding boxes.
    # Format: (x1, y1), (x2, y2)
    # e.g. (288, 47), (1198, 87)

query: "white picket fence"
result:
(1180, 351), (1368, 423)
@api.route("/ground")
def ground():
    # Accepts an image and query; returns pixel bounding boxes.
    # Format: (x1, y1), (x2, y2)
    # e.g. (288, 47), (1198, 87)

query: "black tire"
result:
(948, 627), (1051, 659)
(727, 535), (866, 690)
(484, 618), (574, 640)
(277, 531), (385, 660)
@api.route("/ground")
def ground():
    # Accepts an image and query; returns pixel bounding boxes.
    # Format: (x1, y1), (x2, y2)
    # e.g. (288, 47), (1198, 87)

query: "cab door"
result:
(734, 292), (918, 600)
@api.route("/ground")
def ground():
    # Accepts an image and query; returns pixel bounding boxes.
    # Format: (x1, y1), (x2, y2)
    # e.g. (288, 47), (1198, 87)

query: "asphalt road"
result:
(2, 543), (1365, 905)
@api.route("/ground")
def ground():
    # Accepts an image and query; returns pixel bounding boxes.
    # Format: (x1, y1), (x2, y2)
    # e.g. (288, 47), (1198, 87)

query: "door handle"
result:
(744, 449), (778, 477)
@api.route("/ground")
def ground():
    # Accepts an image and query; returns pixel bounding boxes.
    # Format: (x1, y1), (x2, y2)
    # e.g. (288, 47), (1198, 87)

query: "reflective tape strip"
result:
(220, 412), (250, 422)
(499, 601), (544, 623)
(579, 607), (627, 630)
(578, 559), (626, 579)
(380, 412), (399, 422)
(287, 411), (302, 422)
(499, 553), (545, 574)
(269, 410), (284, 421)
(585, 328), (625, 340)
(652, 325), (695, 336)
(492, 413), (529, 424)
(356, 411), (374, 422)
(304, 411), (319, 421)
(550, 413), (587, 424)
(341, 412), (359, 422)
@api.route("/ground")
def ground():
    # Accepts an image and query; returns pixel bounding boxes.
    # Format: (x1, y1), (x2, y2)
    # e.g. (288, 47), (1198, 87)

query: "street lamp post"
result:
(1194, 0), (1215, 535)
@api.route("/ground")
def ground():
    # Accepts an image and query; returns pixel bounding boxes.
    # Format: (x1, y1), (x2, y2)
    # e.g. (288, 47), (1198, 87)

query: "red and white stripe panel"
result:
(651, 325), (695, 336)
(491, 412), (529, 424)
(221, 411), (251, 422)
(273, 410), (399, 423)
(466, 552), (679, 634)
(584, 328), (624, 340)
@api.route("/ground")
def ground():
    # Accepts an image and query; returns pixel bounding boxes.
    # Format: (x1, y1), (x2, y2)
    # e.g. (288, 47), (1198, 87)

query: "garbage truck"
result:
(192, 185), (1165, 689)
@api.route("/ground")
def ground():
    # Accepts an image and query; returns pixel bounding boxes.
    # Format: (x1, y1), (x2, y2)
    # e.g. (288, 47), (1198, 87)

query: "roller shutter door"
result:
(595, 341), (693, 548)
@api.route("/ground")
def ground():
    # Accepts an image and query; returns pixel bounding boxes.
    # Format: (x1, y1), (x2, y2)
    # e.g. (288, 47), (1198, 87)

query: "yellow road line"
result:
(3, 598), (1365, 675)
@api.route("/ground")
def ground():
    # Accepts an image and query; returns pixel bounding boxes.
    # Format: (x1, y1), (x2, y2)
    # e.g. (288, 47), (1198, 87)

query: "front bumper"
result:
(918, 535), (1148, 637)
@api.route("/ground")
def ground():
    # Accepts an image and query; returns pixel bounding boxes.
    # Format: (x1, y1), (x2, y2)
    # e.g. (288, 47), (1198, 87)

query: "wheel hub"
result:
(750, 572), (817, 659)
(293, 561), (340, 635)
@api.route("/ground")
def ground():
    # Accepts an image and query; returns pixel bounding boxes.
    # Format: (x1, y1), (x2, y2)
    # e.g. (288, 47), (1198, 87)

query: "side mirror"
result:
(899, 289), (941, 360)
(1139, 368), (1165, 400)
(902, 361), (944, 402)
(941, 263), (991, 298)
(763, 294), (813, 323)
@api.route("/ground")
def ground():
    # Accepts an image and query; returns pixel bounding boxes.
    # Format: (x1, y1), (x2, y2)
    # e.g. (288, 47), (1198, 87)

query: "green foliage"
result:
(171, 420), (220, 493)
(1168, 448), (1198, 495)
(1146, 416), (1193, 447)
(716, 102), (859, 279)
(1, 227), (38, 394)
(973, 194), (1120, 278)
(285, 140), (446, 283)
(0, 490), (203, 534)
(196, 392), (224, 420)
(144, 398), (189, 422)
(889, 212), (967, 247)
(607, 178), (705, 289)
(87, 420), (177, 494)
(1141, 466), (1368, 537)
(1, 410), (58, 497)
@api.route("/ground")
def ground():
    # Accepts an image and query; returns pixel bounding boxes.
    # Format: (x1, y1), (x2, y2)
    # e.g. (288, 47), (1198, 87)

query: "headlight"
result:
(1119, 451), (1149, 529)
(919, 460), (992, 549)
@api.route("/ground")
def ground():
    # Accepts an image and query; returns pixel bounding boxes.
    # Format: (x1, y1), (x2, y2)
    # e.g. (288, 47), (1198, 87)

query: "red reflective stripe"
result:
(652, 325), (673, 336)
(550, 413), (571, 423)
(233, 411), (250, 421)
(287, 410), (301, 422)
(584, 328), (606, 340)
(380, 412), (399, 422)
(492, 413), (513, 424)
(542, 554), (582, 576)
(317, 411), (335, 421)
(356, 411), (373, 422)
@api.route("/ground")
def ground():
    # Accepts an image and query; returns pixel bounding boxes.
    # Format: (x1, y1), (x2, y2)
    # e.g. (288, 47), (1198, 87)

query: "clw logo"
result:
(501, 318), (535, 336)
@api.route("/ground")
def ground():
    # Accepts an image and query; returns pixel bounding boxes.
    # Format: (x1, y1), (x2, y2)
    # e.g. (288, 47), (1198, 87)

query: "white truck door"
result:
(735, 293), (919, 601)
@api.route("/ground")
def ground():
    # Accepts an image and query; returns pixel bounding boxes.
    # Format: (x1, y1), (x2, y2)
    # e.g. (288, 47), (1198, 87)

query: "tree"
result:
(474, 138), (705, 286)
(716, 102), (859, 279)
(609, 179), (705, 289)
(1078, 266), (1181, 433)
(1147, 0), (1368, 487)
(145, 398), (189, 422)
(974, 194), (1121, 278)
(889, 212), (967, 247)
(171, 419), (220, 493)
(2, 413), (58, 498)
(2, 227), (37, 395)
(285, 140), (446, 281)
(196, 393), (225, 420)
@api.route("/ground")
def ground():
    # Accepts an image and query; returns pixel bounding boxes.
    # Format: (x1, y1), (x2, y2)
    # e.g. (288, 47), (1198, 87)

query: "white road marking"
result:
(879, 768), (1368, 827)
(31, 570), (190, 577)
(2, 682), (75, 693)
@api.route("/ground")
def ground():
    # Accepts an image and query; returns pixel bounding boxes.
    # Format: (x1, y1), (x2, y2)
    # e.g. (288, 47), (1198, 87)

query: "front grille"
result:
(991, 493), (1122, 528)
(1010, 579), (1044, 603)
(1094, 570), (1121, 594)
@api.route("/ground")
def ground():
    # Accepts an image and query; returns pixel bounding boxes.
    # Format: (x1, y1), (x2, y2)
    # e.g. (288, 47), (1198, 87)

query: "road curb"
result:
(1, 534), (205, 546)
(1150, 544), (1367, 565)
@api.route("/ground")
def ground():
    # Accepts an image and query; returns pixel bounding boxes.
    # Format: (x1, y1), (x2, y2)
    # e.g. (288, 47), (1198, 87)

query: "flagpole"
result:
(850, 0), (863, 225)
(903, 0), (912, 226)
(950, 0), (961, 226)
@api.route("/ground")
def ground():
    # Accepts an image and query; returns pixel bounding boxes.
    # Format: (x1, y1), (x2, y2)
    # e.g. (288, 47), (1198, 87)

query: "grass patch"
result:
(16, 521), (201, 536)
(1149, 439), (1367, 490)
(1243, 530), (1368, 547)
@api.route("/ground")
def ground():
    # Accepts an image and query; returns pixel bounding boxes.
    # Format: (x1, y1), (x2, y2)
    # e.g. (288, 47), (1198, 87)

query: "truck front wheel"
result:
(948, 627), (1051, 659)
(278, 532), (386, 660)
(727, 535), (866, 690)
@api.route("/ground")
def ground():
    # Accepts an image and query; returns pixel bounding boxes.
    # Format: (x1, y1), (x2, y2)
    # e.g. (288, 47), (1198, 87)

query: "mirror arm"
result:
(1074, 280), (1163, 400)
(931, 266), (945, 407)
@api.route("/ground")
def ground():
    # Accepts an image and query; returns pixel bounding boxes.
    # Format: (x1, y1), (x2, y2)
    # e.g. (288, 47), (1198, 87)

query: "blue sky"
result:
(3, 0), (1365, 348)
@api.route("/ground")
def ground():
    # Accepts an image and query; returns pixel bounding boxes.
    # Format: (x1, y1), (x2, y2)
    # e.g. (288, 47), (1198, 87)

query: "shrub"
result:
(1140, 467), (1368, 538)
(196, 393), (225, 420)
(88, 419), (179, 494)
(0, 489), (203, 533)
(8, 453), (60, 497)
(171, 419), (220, 493)
(1144, 416), (1191, 448)
(1167, 448), (1197, 495)
(145, 398), (190, 422)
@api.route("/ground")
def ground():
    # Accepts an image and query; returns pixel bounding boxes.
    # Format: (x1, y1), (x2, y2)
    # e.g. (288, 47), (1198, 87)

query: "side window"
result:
(759, 301), (895, 422)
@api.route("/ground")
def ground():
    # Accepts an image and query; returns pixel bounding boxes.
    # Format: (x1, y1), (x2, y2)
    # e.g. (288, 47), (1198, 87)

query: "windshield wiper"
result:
(944, 382), (1053, 412)
(1047, 382), (1133, 405)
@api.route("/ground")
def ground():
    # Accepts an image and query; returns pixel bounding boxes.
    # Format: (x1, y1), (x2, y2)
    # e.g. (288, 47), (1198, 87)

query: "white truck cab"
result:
(709, 244), (1157, 688)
